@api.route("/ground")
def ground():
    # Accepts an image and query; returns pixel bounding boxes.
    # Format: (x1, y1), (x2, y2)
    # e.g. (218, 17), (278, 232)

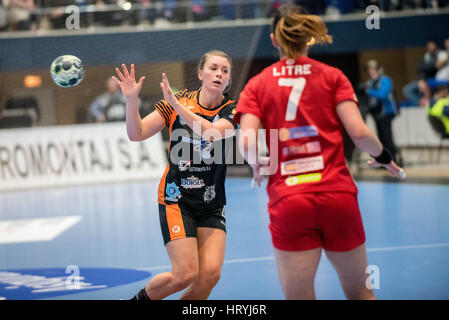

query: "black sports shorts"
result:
(158, 203), (226, 245)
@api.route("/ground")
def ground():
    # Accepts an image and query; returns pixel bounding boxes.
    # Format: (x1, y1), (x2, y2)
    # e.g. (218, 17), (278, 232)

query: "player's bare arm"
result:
(160, 73), (235, 141)
(336, 100), (406, 180)
(113, 64), (166, 141)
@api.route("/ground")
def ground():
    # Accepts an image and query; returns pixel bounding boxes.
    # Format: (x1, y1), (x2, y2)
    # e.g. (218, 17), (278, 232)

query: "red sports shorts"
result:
(268, 192), (366, 252)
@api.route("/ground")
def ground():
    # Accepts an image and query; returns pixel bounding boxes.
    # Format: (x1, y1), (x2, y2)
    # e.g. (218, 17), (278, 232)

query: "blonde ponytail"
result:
(274, 12), (333, 58)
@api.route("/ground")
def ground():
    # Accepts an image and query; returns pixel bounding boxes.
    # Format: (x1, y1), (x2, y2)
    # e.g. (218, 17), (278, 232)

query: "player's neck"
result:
(279, 52), (308, 60)
(198, 89), (224, 110)
(278, 47), (309, 60)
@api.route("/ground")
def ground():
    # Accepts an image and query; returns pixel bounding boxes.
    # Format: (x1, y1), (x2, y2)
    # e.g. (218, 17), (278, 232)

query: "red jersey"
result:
(235, 56), (358, 206)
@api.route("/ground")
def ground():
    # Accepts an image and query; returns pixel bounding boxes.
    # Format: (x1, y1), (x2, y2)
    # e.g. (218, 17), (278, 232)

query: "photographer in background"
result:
(363, 60), (402, 166)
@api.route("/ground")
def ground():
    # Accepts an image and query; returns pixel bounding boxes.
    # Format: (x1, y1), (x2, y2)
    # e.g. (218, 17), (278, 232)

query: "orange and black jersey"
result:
(155, 89), (237, 211)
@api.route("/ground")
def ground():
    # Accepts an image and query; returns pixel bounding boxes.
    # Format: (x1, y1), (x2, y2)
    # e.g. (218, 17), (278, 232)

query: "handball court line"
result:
(138, 242), (449, 272)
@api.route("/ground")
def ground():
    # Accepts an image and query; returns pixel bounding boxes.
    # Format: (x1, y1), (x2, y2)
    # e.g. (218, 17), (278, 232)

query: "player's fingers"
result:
(115, 67), (125, 81)
(137, 76), (145, 89)
(367, 159), (381, 168)
(160, 81), (166, 94)
(389, 160), (402, 172)
(122, 64), (130, 78)
(387, 166), (401, 178)
(160, 82), (170, 101)
(111, 76), (121, 86)
(385, 162), (407, 180)
(130, 64), (135, 80)
(162, 73), (171, 90)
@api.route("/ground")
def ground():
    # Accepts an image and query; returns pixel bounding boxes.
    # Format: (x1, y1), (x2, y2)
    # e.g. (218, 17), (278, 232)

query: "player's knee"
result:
(201, 267), (221, 288)
(173, 274), (197, 291)
(173, 267), (198, 291)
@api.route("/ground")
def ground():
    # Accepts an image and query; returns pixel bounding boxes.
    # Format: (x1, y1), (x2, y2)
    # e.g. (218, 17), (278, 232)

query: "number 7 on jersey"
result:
(278, 77), (306, 121)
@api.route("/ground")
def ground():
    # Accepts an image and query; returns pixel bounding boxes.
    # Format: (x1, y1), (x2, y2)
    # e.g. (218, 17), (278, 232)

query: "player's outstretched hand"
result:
(251, 164), (264, 188)
(112, 64), (145, 99)
(367, 159), (407, 181)
(160, 73), (178, 107)
(250, 156), (270, 188)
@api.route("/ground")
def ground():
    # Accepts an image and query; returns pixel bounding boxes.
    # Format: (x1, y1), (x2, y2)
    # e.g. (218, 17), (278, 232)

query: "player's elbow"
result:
(348, 124), (371, 142)
(128, 135), (140, 142)
(127, 131), (143, 142)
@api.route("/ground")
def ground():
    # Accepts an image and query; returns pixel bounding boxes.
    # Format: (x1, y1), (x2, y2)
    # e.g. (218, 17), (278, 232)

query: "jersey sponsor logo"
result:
(193, 142), (212, 160)
(189, 166), (211, 172)
(178, 160), (192, 171)
(279, 125), (319, 142)
(285, 172), (322, 186)
(181, 136), (205, 146)
(0, 267), (151, 300)
(178, 160), (212, 172)
(166, 182), (182, 201)
(180, 137), (212, 160)
(282, 141), (321, 156)
(203, 186), (216, 204)
(280, 155), (324, 176)
(181, 176), (205, 189)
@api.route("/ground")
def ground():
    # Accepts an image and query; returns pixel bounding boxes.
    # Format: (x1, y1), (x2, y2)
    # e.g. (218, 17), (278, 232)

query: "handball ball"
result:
(50, 55), (85, 87)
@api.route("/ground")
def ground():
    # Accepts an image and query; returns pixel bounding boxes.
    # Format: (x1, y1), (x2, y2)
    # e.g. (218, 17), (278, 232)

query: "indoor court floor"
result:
(0, 177), (448, 300)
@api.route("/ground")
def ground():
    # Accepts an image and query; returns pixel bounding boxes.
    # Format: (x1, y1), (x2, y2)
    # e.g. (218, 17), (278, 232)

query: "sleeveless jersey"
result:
(155, 89), (237, 211)
(235, 56), (359, 206)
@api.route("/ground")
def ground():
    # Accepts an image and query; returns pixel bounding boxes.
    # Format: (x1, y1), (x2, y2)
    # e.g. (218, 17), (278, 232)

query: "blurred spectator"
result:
(139, 0), (158, 25)
(4, 0), (37, 31)
(434, 38), (449, 83)
(326, 0), (356, 14)
(427, 84), (449, 135)
(402, 40), (440, 106)
(90, 77), (141, 122)
(395, 0), (448, 10)
(219, 0), (258, 20)
(363, 59), (401, 164)
(163, 0), (175, 20)
(423, 38), (449, 104)
(191, 0), (207, 21)
(362, 0), (393, 11)
(0, 0), (8, 31)
(41, 0), (80, 29)
(93, 0), (124, 27)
